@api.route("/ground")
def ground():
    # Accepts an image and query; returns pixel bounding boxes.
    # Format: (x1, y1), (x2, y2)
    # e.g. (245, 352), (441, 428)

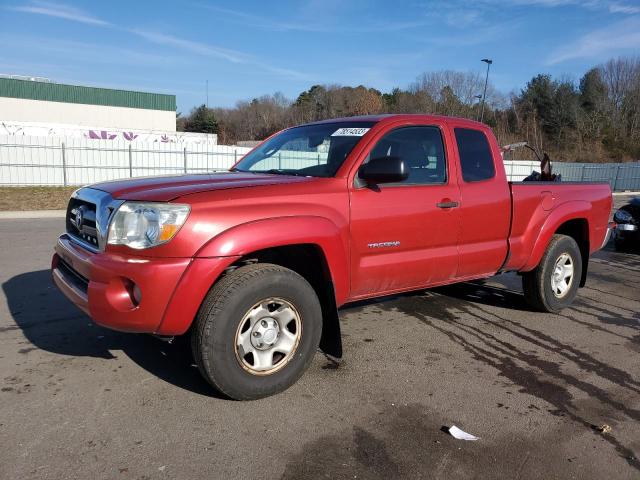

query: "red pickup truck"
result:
(52, 114), (613, 400)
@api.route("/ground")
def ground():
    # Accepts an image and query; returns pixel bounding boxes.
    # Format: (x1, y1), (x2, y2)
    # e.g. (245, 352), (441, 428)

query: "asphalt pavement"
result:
(0, 200), (638, 479)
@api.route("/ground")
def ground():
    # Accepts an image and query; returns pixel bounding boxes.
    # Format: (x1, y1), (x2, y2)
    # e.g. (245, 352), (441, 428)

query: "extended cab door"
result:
(451, 125), (511, 278)
(348, 124), (462, 298)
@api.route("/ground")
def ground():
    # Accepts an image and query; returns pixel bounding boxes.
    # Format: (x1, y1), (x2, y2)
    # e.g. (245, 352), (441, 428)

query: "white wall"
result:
(1, 120), (216, 144)
(0, 97), (176, 132)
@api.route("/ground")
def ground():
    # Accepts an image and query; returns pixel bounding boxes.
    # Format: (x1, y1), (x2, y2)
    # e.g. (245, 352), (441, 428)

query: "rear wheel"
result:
(522, 234), (582, 313)
(192, 263), (322, 400)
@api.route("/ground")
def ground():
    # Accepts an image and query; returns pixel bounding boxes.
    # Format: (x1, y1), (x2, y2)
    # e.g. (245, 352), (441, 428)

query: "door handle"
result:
(436, 201), (459, 209)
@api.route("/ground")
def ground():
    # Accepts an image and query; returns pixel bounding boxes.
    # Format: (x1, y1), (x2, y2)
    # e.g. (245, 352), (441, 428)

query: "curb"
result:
(613, 192), (639, 196)
(0, 210), (66, 219)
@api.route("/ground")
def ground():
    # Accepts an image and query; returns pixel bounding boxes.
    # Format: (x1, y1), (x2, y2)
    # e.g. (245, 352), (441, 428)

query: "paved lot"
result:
(1, 199), (639, 480)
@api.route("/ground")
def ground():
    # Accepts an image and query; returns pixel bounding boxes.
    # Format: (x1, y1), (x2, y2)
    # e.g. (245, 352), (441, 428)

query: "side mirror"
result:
(358, 156), (408, 185)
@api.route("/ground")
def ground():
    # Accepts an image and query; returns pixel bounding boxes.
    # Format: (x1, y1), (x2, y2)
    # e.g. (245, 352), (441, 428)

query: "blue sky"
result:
(1, 0), (639, 112)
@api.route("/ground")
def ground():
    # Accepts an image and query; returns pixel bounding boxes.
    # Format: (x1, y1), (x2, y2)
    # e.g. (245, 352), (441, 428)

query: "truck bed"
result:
(503, 181), (612, 272)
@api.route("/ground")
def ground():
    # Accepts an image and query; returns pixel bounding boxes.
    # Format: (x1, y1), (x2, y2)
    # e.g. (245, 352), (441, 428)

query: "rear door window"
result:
(454, 128), (495, 182)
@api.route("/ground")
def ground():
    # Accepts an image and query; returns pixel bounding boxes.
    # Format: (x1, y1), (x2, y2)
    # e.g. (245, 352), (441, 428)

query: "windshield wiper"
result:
(261, 169), (308, 177)
(230, 168), (265, 174)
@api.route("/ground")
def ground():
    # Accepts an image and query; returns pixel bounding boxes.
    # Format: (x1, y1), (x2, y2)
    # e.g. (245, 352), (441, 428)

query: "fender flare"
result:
(195, 215), (350, 306)
(521, 200), (591, 272)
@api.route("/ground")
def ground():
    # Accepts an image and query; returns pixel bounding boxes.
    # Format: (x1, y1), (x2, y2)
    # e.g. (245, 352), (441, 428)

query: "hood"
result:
(90, 172), (314, 202)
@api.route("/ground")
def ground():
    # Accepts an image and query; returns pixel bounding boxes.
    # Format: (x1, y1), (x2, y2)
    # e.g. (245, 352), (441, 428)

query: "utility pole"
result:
(480, 58), (492, 123)
(206, 79), (209, 108)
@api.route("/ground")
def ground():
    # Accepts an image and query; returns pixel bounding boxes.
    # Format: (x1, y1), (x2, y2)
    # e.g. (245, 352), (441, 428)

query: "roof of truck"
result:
(304, 113), (487, 128)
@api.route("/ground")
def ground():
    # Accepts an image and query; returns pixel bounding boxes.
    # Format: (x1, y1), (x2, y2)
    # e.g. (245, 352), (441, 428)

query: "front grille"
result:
(66, 197), (99, 247)
(64, 188), (123, 252)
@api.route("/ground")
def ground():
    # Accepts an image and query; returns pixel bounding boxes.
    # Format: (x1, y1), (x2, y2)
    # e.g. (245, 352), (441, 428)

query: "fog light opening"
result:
(122, 278), (141, 307)
(132, 283), (142, 306)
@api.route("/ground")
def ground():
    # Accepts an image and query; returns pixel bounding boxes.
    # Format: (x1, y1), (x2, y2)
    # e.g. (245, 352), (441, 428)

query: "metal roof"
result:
(0, 78), (176, 111)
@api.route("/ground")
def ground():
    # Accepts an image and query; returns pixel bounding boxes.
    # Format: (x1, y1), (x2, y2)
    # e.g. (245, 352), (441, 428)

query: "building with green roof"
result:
(0, 77), (177, 132)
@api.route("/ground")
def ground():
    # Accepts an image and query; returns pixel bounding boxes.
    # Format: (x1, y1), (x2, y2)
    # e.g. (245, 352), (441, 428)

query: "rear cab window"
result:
(454, 128), (495, 182)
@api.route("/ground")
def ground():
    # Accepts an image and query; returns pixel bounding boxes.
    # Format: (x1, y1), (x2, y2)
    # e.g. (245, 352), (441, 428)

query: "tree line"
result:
(178, 56), (640, 163)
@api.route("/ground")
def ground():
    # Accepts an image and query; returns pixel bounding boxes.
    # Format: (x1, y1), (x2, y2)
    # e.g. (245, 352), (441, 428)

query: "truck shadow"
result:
(287, 268), (640, 476)
(341, 275), (531, 314)
(369, 281), (640, 471)
(433, 279), (531, 311)
(2, 269), (221, 398)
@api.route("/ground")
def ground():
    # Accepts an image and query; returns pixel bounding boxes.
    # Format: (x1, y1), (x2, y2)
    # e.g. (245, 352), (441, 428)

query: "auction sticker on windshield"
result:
(331, 127), (370, 136)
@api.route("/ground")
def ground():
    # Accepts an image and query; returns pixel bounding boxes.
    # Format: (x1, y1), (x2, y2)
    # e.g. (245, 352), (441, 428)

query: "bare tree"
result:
(182, 57), (639, 161)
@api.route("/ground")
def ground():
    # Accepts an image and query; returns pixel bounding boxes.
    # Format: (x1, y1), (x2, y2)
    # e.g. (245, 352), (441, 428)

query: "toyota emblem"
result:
(75, 206), (85, 230)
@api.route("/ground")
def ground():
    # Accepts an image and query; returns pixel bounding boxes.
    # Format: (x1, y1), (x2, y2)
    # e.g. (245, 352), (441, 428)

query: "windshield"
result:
(233, 121), (375, 177)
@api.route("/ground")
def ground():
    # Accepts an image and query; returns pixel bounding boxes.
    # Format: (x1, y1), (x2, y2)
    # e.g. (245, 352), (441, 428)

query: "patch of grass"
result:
(0, 187), (77, 211)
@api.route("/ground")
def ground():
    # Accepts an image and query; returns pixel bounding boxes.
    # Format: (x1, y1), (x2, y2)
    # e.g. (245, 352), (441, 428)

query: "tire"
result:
(192, 263), (322, 400)
(522, 234), (582, 313)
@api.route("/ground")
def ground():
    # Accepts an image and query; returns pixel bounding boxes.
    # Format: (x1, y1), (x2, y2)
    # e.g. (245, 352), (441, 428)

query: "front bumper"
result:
(616, 223), (638, 232)
(615, 223), (639, 244)
(52, 234), (236, 335)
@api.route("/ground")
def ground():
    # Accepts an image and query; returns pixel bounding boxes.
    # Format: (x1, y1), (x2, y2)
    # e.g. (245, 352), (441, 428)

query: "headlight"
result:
(107, 202), (190, 249)
(614, 209), (633, 224)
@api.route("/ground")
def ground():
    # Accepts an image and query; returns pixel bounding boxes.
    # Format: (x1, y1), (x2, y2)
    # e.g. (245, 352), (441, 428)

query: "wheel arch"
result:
(193, 216), (348, 358)
(522, 201), (591, 278)
(554, 218), (590, 287)
(195, 216), (349, 302)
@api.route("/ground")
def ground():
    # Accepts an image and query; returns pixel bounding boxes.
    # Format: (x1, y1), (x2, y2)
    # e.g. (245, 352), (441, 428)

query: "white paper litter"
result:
(448, 425), (480, 441)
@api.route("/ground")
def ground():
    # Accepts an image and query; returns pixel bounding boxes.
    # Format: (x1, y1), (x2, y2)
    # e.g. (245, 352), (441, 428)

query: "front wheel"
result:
(192, 263), (322, 400)
(522, 234), (582, 313)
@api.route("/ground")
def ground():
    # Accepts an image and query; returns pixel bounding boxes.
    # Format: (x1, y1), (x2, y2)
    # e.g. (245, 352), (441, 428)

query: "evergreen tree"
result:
(184, 104), (218, 134)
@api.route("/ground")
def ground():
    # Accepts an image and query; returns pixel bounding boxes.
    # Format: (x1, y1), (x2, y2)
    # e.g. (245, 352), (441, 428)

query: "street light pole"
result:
(474, 94), (482, 121)
(480, 58), (492, 123)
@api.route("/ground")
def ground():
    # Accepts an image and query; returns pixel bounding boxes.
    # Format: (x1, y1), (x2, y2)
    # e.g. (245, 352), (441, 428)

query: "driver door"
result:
(349, 125), (461, 298)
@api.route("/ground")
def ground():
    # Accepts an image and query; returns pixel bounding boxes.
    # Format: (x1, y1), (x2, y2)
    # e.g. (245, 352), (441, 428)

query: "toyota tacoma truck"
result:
(51, 114), (613, 400)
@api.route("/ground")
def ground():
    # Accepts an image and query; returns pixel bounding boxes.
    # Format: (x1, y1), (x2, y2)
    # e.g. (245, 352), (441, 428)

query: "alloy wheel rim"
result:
(550, 253), (574, 298)
(234, 298), (302, 375)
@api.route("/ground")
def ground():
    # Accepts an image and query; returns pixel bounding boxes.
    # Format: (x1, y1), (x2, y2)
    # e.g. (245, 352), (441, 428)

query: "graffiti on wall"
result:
(1, 121), (217, 145)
